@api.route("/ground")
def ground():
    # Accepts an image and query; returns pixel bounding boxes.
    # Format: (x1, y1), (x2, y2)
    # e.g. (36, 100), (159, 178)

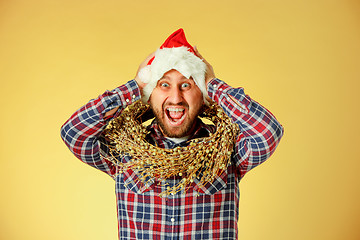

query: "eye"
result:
(160, 82), (169, 88)
(181, 83), (190, 88)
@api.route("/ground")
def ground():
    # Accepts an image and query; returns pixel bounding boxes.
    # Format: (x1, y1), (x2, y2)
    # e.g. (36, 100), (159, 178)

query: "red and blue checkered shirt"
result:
(60, 78), (283, 239)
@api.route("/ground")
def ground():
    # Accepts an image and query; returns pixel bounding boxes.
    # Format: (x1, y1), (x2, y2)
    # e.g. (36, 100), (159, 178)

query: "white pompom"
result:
(138, 65), (152, 83)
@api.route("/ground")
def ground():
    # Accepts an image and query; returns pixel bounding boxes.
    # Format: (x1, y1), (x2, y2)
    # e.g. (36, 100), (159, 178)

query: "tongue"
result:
(168, 111), (184, 120)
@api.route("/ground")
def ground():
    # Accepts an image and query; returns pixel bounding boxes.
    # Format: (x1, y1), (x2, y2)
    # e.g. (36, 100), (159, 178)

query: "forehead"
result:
(160, 69), (193, 81)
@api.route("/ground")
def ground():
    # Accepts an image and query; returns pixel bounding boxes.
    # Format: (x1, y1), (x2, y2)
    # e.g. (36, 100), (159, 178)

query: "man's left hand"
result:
(194, 46), (216, 86)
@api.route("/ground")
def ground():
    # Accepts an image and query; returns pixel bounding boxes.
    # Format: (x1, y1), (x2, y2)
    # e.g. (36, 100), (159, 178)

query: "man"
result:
(60, 29), (283, 239)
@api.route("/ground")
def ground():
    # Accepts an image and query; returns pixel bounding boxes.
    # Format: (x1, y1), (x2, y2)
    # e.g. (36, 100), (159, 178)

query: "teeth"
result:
(167, 108), (184, 112)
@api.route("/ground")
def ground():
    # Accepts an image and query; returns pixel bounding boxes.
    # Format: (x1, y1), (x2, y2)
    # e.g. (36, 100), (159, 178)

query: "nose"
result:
(167, 86), (183, 104)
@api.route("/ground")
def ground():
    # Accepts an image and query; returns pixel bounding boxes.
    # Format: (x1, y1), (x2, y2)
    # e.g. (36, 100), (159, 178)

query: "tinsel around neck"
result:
(103, 100), (239, 197)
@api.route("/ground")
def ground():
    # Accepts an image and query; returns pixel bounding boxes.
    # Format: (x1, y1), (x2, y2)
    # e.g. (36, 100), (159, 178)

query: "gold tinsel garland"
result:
(103, 100), (239, 197)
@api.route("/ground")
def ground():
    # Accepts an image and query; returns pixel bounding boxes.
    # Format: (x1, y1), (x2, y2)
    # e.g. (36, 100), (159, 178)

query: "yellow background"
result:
(1, 0), (359, 239)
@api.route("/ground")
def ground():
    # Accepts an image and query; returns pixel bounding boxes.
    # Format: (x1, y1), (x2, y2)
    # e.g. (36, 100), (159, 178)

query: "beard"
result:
(150, 103), (203, 138)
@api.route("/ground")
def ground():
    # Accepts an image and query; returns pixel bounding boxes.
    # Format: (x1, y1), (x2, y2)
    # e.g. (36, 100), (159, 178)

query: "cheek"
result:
(188, 91), (204, 109)
(149, 90), (165, 108)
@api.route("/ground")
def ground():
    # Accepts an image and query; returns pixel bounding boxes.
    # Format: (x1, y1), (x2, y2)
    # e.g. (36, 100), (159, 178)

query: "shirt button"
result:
(125, 99), (129, 103)
(132, 94), (136, 99)
(171, 218), (175, 222)
(213, 84), (217, 88)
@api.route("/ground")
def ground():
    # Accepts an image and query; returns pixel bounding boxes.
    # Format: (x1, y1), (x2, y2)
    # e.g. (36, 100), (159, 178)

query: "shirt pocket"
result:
(122, 168), (155, 194)
(192, 168), (228, 195)
(122, 167), (228, 196)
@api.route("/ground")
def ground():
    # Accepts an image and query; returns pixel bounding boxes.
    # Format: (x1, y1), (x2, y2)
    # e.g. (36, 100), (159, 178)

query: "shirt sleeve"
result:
(60, 80), (141, 178)
(207, 78), (284, 179)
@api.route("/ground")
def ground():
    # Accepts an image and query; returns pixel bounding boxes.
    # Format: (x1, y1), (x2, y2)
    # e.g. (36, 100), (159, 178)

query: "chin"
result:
(158, 119), (197, 138)
(161, 125), (191, 138)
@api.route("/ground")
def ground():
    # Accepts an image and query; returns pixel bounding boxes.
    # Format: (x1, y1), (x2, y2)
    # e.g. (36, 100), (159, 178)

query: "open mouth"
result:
(165, 107), (186, 125)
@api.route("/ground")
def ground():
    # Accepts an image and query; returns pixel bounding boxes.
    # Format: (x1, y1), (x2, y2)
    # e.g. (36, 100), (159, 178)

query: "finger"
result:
(194, 46), (212, 68)
(136, 51), (156, 76)
(193, 45), (203, 59)
(145, 51), (156, 61)
(141, 51), (156, 67)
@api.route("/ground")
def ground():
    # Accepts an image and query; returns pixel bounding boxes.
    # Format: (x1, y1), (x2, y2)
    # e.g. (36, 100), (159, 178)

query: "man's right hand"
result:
(134, 51), (156, 92)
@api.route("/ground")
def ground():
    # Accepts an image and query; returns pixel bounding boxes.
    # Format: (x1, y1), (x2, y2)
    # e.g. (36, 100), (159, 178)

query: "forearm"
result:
(60, 79), (141, 175)
(207, 78), (284, 172)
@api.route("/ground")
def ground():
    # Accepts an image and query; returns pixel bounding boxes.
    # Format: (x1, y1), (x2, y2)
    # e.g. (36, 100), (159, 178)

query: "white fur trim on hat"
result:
(139, 46), (208, 105)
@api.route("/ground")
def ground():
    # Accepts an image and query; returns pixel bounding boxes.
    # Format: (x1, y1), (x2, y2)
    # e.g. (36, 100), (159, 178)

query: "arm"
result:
(60, 80), (141, 177)
(60, 53), (155, 177)
(195, 48), (284, 178)
(208, 79), (284, 178)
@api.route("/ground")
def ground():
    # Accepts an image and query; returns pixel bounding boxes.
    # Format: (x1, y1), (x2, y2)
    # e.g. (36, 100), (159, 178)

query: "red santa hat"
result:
(138, 28), (208, 104)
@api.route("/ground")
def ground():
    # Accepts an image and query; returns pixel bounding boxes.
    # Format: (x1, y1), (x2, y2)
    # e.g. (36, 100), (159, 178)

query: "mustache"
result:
(163, 102), (189, 109)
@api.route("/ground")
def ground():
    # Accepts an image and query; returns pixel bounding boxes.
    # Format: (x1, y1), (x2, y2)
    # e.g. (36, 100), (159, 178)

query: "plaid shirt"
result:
(61, 78), (283, 239)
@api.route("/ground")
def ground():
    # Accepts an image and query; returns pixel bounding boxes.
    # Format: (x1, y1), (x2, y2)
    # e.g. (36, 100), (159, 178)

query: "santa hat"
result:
(138, 28), (208, 104)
